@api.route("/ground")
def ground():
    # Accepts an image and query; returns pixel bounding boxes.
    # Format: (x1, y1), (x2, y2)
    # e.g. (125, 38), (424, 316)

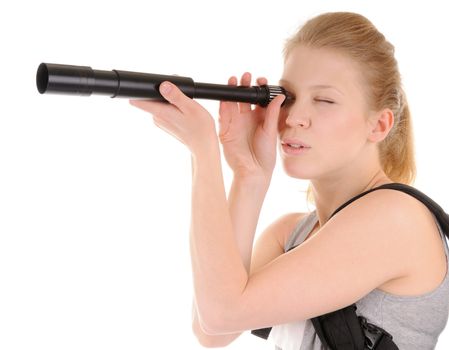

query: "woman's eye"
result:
(314, 98), (334, 104)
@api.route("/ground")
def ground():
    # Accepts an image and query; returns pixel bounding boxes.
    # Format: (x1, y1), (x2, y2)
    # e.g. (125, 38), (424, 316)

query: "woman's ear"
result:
(367, 108), (395, 143)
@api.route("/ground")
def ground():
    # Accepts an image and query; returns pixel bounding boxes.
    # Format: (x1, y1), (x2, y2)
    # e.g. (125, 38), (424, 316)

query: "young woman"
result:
(130, 12), (449, 349)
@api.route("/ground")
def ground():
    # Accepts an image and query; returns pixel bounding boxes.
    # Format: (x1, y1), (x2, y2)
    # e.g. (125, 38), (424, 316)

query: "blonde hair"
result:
(283, 12), (416, 205)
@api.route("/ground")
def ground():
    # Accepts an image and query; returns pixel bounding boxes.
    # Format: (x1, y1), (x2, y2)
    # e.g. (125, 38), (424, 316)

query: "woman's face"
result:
(278, 45), (375, 180)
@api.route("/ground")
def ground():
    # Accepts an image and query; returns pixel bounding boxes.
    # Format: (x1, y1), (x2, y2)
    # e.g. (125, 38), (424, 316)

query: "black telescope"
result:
(36, 63), (293, 107)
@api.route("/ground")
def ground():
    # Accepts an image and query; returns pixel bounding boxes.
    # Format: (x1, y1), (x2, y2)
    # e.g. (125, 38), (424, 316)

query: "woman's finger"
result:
(218, 76), (239, 137)
(229, 76), (238, 85)
(129, 99), (180, 120)
(219, 76), (239, 117)
(238, 72), (252, 113)
(256, 77), (268, 86)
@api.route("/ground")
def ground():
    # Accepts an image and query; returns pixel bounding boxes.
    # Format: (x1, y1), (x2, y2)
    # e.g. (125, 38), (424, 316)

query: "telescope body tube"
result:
(36, 63), (293, 107)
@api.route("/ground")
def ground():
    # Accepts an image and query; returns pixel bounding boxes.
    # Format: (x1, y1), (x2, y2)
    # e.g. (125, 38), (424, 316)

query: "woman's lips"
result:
(281, 143), (311, 155)
(281, 138), (311, 148)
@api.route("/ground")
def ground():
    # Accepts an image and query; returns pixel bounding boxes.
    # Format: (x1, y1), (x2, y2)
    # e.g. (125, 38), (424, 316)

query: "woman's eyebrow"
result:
(309, 85), (344, 96)
(279, 79), (344, 96)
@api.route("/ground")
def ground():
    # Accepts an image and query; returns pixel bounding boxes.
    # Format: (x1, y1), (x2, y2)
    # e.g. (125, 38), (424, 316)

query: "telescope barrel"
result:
(36, 63), (293, 107)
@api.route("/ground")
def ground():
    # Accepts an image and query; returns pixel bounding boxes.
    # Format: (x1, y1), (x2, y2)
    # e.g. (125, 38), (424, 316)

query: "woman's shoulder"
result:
(337, 187), (445, 281)
(338, 186), (440, 244)
(354, 185), (438, 228)
(356, 186), (448, 295)
(282, 186), (431, 248)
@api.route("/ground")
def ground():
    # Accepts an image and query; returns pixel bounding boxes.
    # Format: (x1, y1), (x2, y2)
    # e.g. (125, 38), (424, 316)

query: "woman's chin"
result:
(281, 163), (314, 179)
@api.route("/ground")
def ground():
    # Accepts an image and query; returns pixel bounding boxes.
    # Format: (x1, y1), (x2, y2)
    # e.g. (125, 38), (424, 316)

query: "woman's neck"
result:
(311, 169), (392, 228)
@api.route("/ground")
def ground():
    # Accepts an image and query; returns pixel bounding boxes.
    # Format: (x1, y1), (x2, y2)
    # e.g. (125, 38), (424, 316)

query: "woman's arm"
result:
(189, 143), (254, 334)
(192, 175), (270, 346)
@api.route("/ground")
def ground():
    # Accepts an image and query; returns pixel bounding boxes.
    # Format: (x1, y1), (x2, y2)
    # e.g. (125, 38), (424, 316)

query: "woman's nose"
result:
(285, 111), (310, 128)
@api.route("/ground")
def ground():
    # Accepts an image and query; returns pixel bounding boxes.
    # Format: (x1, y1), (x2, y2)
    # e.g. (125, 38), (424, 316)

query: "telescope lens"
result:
(36, 63), (49, 94)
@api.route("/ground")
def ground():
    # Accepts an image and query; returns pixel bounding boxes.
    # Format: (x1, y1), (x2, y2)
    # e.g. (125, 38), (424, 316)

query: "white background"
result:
(1, 0), (448, 349)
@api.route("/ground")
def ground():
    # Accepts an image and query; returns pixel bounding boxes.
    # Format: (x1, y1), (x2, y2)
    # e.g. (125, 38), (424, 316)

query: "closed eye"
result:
(314, 99), (334, 104)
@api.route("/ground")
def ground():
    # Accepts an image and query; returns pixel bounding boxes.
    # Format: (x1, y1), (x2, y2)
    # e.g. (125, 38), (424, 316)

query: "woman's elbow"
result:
(193, 333), (230, 348)
(192, 317), (240, 348)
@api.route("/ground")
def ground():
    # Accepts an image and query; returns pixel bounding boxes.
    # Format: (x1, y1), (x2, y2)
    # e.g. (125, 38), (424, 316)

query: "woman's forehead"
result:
(282, 45), (365, 93)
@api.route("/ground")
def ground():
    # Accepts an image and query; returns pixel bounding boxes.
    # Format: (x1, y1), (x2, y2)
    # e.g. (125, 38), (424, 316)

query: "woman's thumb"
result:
(263, 94), (286, 136)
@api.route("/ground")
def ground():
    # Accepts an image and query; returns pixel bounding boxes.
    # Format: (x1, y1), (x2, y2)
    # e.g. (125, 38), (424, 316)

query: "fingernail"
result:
(160, 82), (172, 94)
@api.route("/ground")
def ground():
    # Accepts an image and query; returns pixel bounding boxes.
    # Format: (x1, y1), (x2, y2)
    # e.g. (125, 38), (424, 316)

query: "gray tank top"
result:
(280, 210), (449, 350)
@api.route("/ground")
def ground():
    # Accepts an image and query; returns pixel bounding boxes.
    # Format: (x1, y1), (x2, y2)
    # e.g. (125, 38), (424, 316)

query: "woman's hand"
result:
(129, 81), (218, 155)
(218, 73), (285, 181)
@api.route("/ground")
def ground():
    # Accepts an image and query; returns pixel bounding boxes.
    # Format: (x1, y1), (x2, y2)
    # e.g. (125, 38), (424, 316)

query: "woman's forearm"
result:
(192, 172), (270, 343)
(227, 176), (270, 272)
(189, 142), (253, 333)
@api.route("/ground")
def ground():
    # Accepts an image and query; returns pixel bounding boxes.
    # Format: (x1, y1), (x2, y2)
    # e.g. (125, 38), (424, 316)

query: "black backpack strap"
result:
(311, 307), (399, 350)
(359, 316), (398, 350)
(311, 304), (365, 349)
